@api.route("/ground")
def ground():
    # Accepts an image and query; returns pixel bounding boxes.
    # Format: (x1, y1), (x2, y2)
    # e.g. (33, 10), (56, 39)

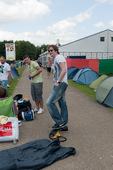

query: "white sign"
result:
(5, 43), (16, 60)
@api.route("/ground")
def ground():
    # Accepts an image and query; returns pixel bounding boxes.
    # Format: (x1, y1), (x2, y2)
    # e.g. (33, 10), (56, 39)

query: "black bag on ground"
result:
(18, 106), (31, 120)
(13, 95), (32, 120)
(18, 98), (32, 120)
(13, 94), (23, 101)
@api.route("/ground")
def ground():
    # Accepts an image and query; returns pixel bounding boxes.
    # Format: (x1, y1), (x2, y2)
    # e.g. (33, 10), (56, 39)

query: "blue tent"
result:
(72, 67), (99, 85)
(67, 67), (79, 79)
(73, 67), (91, 82)
(11, 67), (19, 78)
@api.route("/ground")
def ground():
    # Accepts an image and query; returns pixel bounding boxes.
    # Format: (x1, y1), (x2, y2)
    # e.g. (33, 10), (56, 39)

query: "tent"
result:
(96, 76), (113, 108)
(73, 67), (91, 82)
(89, 75), (108, 91)
(67, 67), (79, 79)
(11, 67), (19, 78)
(72, 67), (99, 85)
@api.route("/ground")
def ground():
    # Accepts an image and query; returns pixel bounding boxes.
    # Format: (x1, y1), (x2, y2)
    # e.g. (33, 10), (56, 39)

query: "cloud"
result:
(109, 20), (113, 27)
(47, 11), (91, 35)
(0, 0), (50, 24)
(0, 0), (23, 5)
(94, 21), (105, 28)
(39, 0), (51, 5)
(35, 30), (79, 45)
(0, 30), (17, 40)
(0, 6), (92, 45)
(96, 0), (108, 2)
(96, 0), (113, 3)
(39, 11), (91, 45)
(47, 20), (75, 34)
(72, 12), (91, 23)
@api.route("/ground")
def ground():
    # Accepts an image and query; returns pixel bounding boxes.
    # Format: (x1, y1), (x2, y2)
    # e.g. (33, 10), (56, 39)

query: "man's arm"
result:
(56, 62), (66, 85)
(30, 65), (42, 78)
(8, 71), (12, 84)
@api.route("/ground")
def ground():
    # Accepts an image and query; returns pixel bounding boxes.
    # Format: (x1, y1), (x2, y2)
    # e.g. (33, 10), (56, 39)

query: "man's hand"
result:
(9, 80), (12, 84)
(30, 74), (34, 78)
(55, 82), (60, 86)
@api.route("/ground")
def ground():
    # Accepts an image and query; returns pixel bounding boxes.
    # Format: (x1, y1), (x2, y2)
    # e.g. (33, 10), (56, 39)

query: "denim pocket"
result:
(54, 82), (67, 93)
(60, 82), (68, 92)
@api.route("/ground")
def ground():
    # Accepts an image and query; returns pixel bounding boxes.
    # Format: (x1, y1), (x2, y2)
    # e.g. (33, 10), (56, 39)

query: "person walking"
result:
(46, 57), (51, 79)
(0, 56), (12, 96)
(11, 61), (16, 69)
(23, 55), (44, 114)
(37, 59), (42, 67)
(46, 45), (68, 131)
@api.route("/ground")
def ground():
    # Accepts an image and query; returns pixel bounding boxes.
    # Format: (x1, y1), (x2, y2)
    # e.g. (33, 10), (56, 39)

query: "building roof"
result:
(59, 29), (113, 48)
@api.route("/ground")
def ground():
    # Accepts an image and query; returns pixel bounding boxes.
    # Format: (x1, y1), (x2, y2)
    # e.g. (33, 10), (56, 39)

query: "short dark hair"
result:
(23, 55), (30, 60)
(0, 56), (5, 59)
(48, 45), (60, 54)
(0, 86), (7, 98)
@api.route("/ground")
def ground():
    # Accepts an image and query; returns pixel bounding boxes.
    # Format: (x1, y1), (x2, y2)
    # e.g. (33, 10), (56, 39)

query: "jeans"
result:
(46, 82), (68, 125)
(0, 80), (8, 96)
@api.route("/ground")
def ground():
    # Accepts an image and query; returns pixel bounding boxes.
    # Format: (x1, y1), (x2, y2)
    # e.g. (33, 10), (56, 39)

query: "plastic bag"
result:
(0, 117), (19, 143)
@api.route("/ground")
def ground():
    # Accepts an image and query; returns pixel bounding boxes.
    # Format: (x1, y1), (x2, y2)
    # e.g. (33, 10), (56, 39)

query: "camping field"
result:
(8, 67), (96, 100)
(8, 67), (113, 110)
(68, 75), (113, 110)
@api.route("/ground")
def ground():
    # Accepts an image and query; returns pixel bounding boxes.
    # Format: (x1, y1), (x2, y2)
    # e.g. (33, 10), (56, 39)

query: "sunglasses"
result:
(48, 49), (53, 52)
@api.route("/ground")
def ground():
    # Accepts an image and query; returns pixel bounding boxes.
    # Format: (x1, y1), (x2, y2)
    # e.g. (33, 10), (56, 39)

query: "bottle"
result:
(0, 67), (3, 73)
(29, 75), (31, 80)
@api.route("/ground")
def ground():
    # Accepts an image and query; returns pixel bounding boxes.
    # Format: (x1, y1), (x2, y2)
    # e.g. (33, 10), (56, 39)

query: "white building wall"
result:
(59, 31), (108, 52)
(39, 29), (113, 61)
(108, 31), (113, 52)
(39, 52), (51, 67)
(59, 29), (113, 59)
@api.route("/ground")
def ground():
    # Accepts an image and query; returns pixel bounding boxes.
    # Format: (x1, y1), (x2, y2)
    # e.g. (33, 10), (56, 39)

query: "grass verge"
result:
(8, 67), (25, 97)
(68, 79), (96, 100)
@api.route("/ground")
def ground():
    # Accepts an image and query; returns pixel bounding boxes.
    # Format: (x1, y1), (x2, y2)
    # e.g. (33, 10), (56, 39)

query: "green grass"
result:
(8, 67), (25, 96)
(68, 80), (96, 100)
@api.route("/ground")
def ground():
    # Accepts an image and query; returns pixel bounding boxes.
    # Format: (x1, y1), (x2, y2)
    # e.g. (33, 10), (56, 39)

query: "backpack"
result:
(17, 98), (32, 120)
(13, 94), (32, 120)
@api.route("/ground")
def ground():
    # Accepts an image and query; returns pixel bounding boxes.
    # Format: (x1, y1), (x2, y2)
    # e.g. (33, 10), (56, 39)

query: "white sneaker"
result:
(37, 108), (44, 114)
(34, 108), (39, 112)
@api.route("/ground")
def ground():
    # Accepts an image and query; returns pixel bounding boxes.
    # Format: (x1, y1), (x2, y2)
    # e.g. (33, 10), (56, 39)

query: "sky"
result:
(0, 0), (113, 46)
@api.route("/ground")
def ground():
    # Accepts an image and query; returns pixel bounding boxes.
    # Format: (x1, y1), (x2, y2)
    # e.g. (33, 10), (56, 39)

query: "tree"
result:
(15, 41), (36, 60)
(36, 46), (41, 59)
(35, 44), (49, 59)
(0, 40), (55, 61)
(41, 44), (49, 53)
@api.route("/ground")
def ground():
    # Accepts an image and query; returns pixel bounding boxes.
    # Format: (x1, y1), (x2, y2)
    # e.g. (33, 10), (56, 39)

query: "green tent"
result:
(96, 76), (113, 108)
(89, 75), (108, 91)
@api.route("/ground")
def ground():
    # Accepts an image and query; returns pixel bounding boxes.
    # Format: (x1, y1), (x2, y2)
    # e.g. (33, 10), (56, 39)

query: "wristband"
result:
(57, 80), (60, 84)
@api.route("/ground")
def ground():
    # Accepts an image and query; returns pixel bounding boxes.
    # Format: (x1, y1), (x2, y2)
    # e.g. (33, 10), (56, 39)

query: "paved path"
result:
(0, 67), (113, 170)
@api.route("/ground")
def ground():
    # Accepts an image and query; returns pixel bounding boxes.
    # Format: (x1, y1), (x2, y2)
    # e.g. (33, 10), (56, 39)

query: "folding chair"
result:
(0, 96), (16, 117)
(0, 96), (19, 143)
